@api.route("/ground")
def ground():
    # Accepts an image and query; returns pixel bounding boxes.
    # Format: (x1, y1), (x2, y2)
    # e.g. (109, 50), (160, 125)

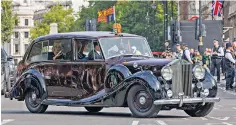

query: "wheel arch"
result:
(9, 69), (47, 101)
(116, 71), (162, 107)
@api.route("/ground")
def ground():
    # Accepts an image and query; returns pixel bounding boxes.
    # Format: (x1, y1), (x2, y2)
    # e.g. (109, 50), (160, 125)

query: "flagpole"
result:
(113, 6), (116, 24)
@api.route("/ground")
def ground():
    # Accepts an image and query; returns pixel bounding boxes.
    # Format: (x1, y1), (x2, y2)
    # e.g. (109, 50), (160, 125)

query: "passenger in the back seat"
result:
(52, 40), (65, 60)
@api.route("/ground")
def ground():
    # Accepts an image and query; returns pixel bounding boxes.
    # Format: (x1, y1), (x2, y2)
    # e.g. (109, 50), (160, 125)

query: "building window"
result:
(24, 44), (29, 50)
(14, 59), (18, 65)
(15, 44), (19, 54)
(24, 32), (29, 38)
(23, 0), (27, 3)
(25, 19), (29, 26)
(15, 32), (19, 38)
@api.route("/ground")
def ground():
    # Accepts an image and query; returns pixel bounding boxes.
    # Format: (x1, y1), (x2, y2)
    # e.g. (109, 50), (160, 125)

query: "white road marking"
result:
(181, 118), (188, 120)
(131, 121), (139, 125)
(1, 119), (15, 125)
(207, 116), (230, 121)
(155, 120), (168, 125)
(217, 105), (223, 107)
(218, 87), (236, 96)
(206, 122), (235, 125)
(200, 117), (208, 120)
(222, 122), (233, 125)
(233, 107), (236, 110)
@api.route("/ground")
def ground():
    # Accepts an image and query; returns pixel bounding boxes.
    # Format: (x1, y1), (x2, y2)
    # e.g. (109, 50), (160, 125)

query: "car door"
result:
(25, 39), (73, 99)
(70, 39), (106, 100)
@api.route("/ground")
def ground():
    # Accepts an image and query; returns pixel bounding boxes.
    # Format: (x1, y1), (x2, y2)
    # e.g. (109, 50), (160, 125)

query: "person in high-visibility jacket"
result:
(131, 46), (142, 55)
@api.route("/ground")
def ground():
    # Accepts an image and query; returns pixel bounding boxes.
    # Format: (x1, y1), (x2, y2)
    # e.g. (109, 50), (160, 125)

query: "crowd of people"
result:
(161, 40), (236, 91)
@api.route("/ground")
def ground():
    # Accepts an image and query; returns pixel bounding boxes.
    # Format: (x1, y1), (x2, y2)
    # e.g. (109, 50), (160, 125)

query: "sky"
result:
(71, 0), (89, 13)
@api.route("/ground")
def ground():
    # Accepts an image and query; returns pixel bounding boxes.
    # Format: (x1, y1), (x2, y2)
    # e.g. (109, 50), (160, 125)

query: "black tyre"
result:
(1, 88), (5, 95)
(184, 103), (214, 117)
(84, 107), (103, 113)
(127, 85), (161, 118)
(4, 79), (11, 98)
(25, 90), (48, 113)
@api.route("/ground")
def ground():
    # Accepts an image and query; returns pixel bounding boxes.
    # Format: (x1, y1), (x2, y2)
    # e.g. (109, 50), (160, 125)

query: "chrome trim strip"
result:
(153, 97), (220, 105)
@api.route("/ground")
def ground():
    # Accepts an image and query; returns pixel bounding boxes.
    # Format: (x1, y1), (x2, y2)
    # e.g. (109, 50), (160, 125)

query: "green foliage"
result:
(1, 0), (17, 43)
(30, 5), (74, 40)
(72, 1), (177, 51)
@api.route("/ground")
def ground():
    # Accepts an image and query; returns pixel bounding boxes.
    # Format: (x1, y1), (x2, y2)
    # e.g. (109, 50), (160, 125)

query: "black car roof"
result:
(34, 31), (142, 42)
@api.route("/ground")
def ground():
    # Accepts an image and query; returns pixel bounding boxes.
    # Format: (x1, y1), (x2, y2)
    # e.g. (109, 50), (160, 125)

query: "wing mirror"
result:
(7, 55), (13, 61)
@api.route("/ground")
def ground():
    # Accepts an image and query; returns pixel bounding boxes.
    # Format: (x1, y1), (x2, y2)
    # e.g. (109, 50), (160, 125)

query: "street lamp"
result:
(145, 12), (150, 41)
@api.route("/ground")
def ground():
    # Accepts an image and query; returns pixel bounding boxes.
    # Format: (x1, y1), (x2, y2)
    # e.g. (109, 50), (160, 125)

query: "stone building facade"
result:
(223, 1), (236, 41)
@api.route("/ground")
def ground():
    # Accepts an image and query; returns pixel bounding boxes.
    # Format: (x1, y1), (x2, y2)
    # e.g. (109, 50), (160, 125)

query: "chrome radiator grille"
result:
(171, 62), (193, 98)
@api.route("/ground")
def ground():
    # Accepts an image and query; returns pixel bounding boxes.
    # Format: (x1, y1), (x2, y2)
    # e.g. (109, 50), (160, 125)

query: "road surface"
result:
(1, 81), (236, 125)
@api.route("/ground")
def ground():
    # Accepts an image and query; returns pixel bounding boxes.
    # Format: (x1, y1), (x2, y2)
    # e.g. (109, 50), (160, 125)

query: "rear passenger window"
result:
(27, 39), (72, 62)
(27, 41), (46, 62)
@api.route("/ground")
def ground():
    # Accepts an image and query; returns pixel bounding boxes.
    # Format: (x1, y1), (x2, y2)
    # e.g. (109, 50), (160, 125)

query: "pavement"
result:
(1, 80), (236, 125)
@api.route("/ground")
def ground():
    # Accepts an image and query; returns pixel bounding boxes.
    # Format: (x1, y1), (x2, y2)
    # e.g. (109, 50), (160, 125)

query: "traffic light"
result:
(195, 19), (206, 39)
(170, 20), (176, 43)
(170, 20), (182, 43)
(85, 18), (97, 31)
(195, 18), (199, 40)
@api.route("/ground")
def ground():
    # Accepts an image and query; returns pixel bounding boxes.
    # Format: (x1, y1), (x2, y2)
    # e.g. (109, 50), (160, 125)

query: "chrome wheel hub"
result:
(31, 92), (37, 101)
(139, 96), (146, 105)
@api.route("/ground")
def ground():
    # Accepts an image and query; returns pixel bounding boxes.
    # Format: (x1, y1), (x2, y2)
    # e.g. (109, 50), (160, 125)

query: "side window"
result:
(49, 39), (72, 60)
(88, 41), (103, 60)
(83, 41), (93, 57)
(74, 39), (90, 60)
(74, 39), (103, 60)
(27, 41), (45, 62)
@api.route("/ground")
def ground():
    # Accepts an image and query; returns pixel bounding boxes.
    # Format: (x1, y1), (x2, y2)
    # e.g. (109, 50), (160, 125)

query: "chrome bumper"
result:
(154, 97), (220, 106)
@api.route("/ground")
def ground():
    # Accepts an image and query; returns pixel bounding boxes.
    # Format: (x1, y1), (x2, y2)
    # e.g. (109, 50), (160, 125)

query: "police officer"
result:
(222, 42), (228, 80)
(164, 40), (170, 51)
(211, 40), (224, 83)
(173, 43), (183, 59)
(181, 43), (193, 64)
(233, 40), (236, 86)
(224, 42), (235, 90)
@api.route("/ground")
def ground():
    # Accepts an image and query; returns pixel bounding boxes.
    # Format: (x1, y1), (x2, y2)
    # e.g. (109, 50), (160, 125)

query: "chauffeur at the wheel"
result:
(88, 42), (103, 60)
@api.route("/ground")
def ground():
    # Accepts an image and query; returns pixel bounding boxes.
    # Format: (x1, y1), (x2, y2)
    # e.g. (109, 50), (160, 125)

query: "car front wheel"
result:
(25, 90), (48, 113)
(184, 103), (214, 117)
(84, 107), (103, 113)
(127, 85), (161, 118)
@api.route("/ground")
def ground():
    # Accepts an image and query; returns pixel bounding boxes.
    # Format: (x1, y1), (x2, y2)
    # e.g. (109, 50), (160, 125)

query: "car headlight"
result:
(161, 66), (173, 81)
(193, 65), (206, 79)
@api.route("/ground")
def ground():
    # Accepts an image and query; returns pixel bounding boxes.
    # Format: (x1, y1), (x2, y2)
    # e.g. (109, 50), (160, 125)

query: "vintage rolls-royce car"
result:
(7, 31), (220, 118)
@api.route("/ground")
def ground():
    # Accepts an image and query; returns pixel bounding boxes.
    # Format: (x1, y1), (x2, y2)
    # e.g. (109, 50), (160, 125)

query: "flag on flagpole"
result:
(212, 0), (224, 17)
(98, 6), (116, 23)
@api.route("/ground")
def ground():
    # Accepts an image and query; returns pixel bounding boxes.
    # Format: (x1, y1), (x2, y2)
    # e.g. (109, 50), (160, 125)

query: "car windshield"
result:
(99, 37), (153, 59)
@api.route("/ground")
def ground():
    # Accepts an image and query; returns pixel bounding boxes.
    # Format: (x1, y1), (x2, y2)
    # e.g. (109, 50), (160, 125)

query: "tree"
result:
(72, 1), (177, 51)
(1, 0), (17, 44)
(30, 5), (75, 39)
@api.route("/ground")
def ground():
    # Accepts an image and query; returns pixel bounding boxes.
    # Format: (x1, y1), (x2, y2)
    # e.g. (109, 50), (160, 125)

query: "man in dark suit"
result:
(88, 42), (103, 60)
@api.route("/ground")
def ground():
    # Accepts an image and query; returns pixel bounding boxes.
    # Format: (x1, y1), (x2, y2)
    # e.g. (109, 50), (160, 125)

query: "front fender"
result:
(103, 70), (161, 106)
(126, 70), (161, 92)
(202, 68), (217, 97)
(10, 68), (47, 100)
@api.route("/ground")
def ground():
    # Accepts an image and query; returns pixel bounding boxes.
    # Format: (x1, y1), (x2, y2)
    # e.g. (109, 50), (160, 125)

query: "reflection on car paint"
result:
(25, 62), (106, 100)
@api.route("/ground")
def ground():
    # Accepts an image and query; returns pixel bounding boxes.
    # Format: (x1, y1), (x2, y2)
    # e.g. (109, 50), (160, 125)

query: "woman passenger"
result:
(52, 41), (65, 60)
